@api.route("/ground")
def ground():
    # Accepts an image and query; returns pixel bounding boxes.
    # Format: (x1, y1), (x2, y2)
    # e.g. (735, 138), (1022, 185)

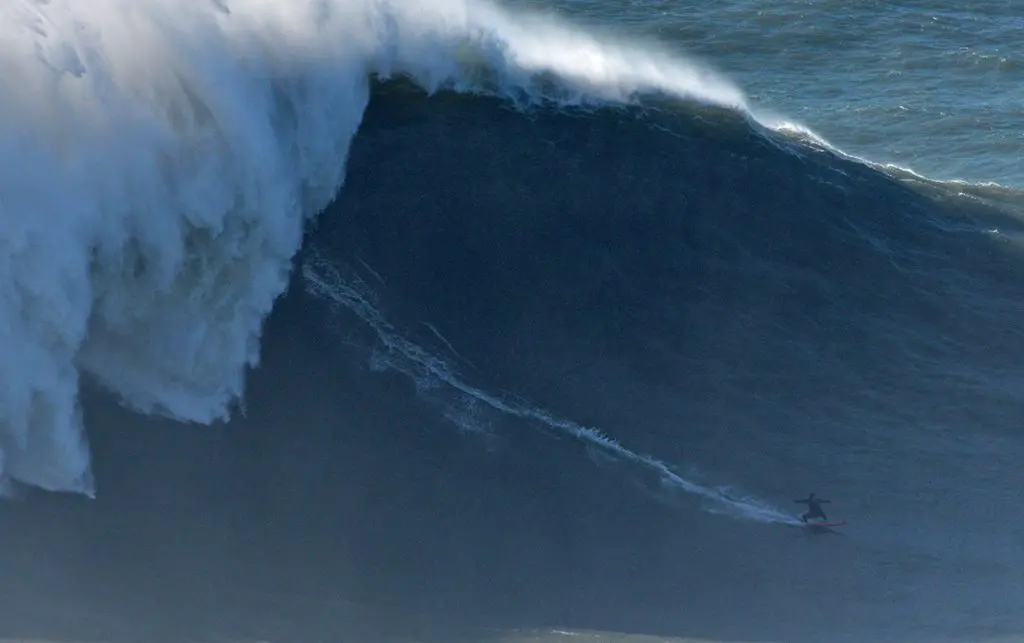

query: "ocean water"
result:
(0, 0), (1022, 642)
(525, 0), (1024, 187)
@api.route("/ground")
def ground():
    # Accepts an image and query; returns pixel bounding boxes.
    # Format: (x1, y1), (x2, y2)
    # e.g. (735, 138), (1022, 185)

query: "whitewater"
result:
(0, 0), (749, 495)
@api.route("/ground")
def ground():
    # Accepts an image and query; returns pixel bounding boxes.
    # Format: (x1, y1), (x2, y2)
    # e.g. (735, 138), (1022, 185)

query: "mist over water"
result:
(2, 0), (1024, 642)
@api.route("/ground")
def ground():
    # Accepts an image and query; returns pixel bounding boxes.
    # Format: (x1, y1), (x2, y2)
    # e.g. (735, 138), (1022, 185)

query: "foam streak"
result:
(303, 253), (795, 525)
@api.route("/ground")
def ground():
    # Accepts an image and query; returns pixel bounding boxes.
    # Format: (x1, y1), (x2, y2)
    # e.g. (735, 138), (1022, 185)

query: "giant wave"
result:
(2, 0), (1022, 541)
(0, 0), (749, 495)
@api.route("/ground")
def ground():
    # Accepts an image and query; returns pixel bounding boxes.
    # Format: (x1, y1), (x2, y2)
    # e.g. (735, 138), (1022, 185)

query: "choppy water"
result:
(523, 0), (1024, 186)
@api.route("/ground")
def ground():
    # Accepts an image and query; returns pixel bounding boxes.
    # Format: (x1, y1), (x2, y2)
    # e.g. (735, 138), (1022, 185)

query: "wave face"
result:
(310, 77), (1024, 525)
(287, 80), (1024, 638)
(4, 0), (1024, 640)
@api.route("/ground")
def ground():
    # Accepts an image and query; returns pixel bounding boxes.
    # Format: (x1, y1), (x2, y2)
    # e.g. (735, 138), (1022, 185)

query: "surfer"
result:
(795, 492), (831, 523)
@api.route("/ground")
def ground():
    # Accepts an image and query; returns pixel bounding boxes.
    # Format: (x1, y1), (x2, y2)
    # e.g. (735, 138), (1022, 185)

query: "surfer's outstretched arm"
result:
(820, 499), (831, 503)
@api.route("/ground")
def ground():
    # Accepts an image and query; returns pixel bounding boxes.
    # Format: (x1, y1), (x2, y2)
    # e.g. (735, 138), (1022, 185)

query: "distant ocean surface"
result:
(0, 2), (1022, 643)
(522, 0), (1024, 187)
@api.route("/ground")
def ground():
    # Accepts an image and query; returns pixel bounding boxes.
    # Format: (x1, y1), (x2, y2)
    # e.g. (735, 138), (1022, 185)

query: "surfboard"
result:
(803, 520), (846, 529)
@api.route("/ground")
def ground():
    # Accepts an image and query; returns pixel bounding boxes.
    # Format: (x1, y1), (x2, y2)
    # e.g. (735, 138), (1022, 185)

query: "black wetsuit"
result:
(795, 494), (831, 522)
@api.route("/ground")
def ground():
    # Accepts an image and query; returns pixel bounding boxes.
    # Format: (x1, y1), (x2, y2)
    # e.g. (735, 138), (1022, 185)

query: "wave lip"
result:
(433, 2), (748, 108)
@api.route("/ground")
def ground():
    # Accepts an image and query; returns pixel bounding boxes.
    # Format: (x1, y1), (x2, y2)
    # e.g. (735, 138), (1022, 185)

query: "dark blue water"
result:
(297, 79), (1024, 640)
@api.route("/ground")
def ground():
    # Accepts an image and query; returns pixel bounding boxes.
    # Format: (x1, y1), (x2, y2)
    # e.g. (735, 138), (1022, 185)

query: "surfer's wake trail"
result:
(303, 253), (795, 525)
